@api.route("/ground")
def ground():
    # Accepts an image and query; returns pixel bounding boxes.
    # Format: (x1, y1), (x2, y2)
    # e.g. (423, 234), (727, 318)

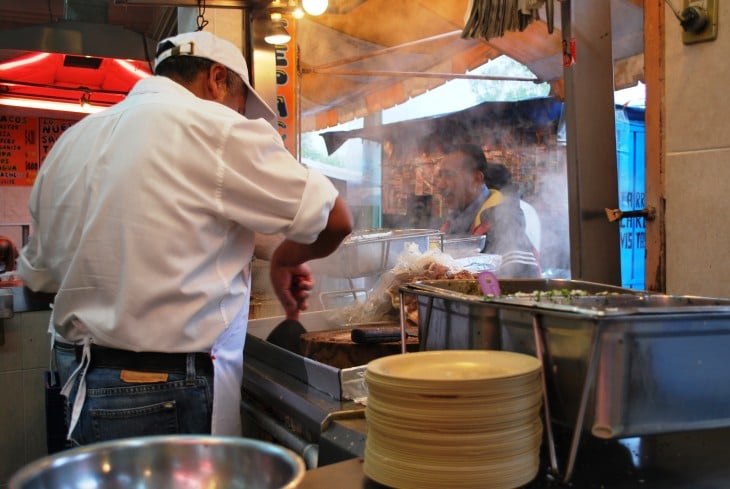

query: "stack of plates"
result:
(364, 350), (543, 489)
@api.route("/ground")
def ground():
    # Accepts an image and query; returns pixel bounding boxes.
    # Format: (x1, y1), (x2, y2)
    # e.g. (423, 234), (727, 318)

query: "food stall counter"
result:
(298, 428), (730, 488)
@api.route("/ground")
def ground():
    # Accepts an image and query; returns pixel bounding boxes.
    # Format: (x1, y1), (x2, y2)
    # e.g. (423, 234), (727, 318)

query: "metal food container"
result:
(434, 234), (485, 258)
(402, 279), (632, 353)
(309, 229), (441, 278)
(401, 279), (730, 440)
(497, 292), (730, 440)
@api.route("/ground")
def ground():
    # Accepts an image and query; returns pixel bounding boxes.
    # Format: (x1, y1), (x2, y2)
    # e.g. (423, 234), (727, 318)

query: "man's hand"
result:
(269, 261), (314, 320)
(268, 196), (353, 319)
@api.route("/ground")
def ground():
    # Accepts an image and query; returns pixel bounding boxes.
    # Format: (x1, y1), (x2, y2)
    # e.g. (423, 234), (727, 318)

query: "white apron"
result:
(211, 264), (252, 436)
(210, 303), (248, 436)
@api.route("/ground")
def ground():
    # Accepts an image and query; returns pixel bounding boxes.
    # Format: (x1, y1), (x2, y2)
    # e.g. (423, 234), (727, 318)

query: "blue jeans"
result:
(53, 341), (77, 387)
(64, 356), (214, 446)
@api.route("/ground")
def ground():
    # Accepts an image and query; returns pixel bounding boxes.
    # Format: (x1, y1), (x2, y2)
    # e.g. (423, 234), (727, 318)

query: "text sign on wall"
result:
(274, 15), (299, 157)
(0, 114), (77, 186)
(0, 114), (37, 186)
(39, 118), (76, 162)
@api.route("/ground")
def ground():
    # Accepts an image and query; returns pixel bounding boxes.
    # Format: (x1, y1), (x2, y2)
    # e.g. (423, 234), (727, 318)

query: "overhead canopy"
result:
(0, 0), (644, 130)
(297, 0), (643, 131)
(320, 96), (564, 156)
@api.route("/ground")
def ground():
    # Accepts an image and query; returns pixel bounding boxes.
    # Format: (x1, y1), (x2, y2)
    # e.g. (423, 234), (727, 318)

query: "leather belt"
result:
(75, 344), (213, 376)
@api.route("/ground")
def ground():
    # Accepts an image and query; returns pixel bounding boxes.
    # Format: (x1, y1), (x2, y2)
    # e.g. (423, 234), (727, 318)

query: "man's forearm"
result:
(271, 196), (353, 267)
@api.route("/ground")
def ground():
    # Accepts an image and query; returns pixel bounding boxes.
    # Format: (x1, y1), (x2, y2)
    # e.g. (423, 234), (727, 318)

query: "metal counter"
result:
(243, 308), (730, 487)
(0, 286), (55, 314)
(0, 286), (54, 344)
(242, 312), (368, 468)
(299, 428), (730, 489)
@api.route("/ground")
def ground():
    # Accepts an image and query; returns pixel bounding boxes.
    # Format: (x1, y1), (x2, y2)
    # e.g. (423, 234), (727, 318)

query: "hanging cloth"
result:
(462, 0), (547, 40)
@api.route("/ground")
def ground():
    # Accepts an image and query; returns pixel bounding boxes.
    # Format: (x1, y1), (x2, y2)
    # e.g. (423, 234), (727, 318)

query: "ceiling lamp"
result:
(302, 0), (328, 16)
(264, 13), (292, 45)
(292, 6), (305, 19)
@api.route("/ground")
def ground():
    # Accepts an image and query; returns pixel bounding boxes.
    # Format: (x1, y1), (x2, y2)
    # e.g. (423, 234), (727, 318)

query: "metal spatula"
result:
(266, 319), (307, 354)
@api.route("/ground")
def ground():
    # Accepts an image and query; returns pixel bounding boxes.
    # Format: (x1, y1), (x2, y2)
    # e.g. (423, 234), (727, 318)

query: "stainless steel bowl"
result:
(9, 435), (306, 489)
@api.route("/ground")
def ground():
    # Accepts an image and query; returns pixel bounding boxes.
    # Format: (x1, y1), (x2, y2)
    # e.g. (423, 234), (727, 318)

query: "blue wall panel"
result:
(615, 107), (646, 290)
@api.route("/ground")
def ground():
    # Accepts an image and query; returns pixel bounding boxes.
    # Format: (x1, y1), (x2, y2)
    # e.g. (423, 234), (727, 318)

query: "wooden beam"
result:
(644, 0), (666, 292)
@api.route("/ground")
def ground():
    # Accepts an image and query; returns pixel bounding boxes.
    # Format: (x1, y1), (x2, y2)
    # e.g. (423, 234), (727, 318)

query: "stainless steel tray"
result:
(400, 279), (730, 482)
(309, 228), (441, 278)
(439, 234), (485, 258)
(401, 279), (636, 351)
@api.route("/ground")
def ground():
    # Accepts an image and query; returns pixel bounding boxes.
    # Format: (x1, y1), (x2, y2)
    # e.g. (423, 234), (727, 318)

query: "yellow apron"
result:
(471, 189), (504, 235)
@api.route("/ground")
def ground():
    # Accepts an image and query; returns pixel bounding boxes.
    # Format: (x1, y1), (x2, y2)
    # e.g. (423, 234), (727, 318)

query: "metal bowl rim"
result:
(10, 435), (306, 489)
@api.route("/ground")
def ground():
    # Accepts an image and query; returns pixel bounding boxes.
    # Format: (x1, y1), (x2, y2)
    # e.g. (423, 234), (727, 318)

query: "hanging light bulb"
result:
(264, 13), (292, 45)
(288, 0), (305, 18)
(302, 0), (328, 16)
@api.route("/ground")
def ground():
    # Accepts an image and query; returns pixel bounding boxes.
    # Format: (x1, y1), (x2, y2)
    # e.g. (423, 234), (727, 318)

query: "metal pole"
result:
(310, 30), (463, 70)
(561, 0), (622, 284)
(303, 68), (539, 82)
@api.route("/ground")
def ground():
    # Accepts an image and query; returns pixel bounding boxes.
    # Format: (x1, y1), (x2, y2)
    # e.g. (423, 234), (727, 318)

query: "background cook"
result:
(436, 143), (540, 278)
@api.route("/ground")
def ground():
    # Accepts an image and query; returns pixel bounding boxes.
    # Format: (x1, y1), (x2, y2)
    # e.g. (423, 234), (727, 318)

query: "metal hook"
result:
(196, 0), (209, 31)
(604, 206), (656, 223)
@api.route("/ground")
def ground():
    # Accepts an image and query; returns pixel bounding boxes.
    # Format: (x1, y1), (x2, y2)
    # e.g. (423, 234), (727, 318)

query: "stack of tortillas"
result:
(364, 350), (543, 489)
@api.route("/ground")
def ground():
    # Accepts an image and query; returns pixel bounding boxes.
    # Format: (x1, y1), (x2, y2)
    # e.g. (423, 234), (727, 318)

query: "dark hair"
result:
(0, 237), (18, 272)
(484, 163), (513, 190)
(155, 54), (214, 82)
(443, 143), (488, 180)
(155, 55), (246, 96)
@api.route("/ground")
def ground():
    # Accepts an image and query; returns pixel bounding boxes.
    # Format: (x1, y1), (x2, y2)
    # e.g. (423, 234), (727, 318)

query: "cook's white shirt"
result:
(18, 76), (339, 436)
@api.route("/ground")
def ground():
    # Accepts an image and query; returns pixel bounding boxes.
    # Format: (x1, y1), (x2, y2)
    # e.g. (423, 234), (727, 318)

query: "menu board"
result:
(0, 115), (77, 186)
(0, 114), (37, 186)
(39, 118), (76, 162)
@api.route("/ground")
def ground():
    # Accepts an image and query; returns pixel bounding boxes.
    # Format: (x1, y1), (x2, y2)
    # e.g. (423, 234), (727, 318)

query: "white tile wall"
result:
(665, 151), (730, 297)
(0, 310), (52, 488)
(664, 4), (730, 298)
(0, 187), (33, 229)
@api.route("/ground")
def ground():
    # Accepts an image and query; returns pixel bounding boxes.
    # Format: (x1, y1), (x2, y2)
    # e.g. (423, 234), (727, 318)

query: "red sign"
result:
(0, 114), (37, 186)
(0, 114), (77, 186)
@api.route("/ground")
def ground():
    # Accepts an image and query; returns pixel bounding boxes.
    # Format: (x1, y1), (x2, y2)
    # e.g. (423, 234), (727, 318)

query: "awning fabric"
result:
(298, 0), (642, 132)
(320, 96), (563, 156)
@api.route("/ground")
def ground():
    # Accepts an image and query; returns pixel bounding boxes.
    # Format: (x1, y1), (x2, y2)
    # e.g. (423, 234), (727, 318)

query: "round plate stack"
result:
(364, 350), (543, 489)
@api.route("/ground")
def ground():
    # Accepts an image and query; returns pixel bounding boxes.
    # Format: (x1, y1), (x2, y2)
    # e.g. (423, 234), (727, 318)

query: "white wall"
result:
(664, 5), (730, 297)
(0, 310), (53, 488)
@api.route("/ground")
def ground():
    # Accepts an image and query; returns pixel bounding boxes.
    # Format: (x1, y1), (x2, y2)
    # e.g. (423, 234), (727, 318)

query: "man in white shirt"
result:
(17, 30), (352, 445)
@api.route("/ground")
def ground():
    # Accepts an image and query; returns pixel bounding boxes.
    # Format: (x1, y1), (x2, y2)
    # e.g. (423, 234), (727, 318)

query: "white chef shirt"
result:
(519, 200), (542, 253)
(18, 76), (339, 435)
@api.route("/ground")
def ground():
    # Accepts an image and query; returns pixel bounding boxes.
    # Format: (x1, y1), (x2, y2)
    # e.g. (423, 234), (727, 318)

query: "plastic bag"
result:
(338, 243), (475, 324)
